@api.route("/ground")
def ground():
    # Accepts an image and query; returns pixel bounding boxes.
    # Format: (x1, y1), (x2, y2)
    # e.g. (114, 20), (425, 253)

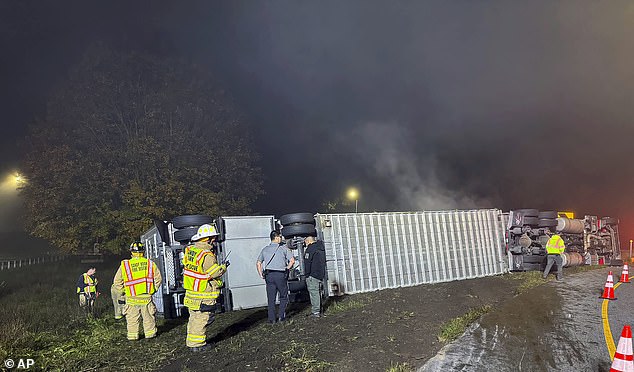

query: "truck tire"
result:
(538, 211), (558, 219)
(172, 215), (213, 229)
(280, 213), (316, 226)
(538, 219), (558, 227)
(173, 227), (198, 243)
(281, 224), (317, 237)
(602, 217), (619, 225)
(523, 216), (539, 226)
(516, 209), (539, 217)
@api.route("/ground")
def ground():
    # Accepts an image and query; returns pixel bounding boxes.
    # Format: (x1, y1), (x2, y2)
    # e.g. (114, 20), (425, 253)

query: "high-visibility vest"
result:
(546, 235), (565, 255)
(120, 257), (155, 297)
(77, 273), (97, 294)
(182, 246), (221, 300)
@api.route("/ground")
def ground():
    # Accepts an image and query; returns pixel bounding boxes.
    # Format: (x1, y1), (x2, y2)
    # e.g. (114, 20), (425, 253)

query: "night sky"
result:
(2, 1), (634, 239)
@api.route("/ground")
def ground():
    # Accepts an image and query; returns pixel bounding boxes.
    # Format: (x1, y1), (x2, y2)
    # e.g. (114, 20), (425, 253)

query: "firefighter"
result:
(111, 284), (125, 320)
(543, 230), (565, 280)
(183, 224), (228, 352)
(112, 241), (162, 340)
(76, 267), (98, 312)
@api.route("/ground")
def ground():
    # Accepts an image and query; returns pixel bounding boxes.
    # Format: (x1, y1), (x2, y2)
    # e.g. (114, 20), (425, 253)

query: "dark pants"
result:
(543, 254), (563, 280)
(265, 271), (288, 322)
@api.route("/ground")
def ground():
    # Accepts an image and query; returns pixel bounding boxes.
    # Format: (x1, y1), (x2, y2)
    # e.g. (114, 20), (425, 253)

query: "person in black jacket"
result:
(303, 236), (326, 318)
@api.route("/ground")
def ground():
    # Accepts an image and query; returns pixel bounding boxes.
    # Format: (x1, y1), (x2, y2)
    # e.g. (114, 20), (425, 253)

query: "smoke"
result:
(3, 1), (634, 225)
(344, 123), (499, 211)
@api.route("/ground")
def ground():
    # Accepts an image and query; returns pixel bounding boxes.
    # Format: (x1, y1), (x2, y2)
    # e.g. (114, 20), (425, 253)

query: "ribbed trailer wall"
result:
(316, 209), (508, 295)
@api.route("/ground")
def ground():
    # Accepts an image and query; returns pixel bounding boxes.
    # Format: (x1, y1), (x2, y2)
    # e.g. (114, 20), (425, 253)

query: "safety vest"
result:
(546, 235), (565, 255)
(182, 245), (221, 300)
(77, 273), (97, 294)
(120, 257), (155, 297)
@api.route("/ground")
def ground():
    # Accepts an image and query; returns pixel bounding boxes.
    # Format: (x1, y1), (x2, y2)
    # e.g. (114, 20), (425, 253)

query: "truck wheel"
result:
(602, 217), (619, 225)
(538, 211), (558, 219)
(523, 216), (539, 226)
(280, 213), (316, 226)
(281, 224), (317, 237)
(173, 227), (198, 243)
(516, 209), (539, 217)
(172, 215), (213, 229)
(538, 219), (558, 227)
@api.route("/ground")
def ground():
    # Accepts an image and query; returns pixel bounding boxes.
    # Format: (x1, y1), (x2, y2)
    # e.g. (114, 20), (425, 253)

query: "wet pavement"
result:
(420, 267), (634, 372)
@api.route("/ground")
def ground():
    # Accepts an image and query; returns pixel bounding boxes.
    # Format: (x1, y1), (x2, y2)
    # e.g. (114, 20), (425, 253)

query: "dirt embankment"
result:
(163, 275), (524, 371)
(3, 257), (552, 371)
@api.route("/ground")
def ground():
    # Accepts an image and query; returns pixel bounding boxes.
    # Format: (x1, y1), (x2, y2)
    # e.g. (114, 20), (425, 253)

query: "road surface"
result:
(420, 267), (632, 371)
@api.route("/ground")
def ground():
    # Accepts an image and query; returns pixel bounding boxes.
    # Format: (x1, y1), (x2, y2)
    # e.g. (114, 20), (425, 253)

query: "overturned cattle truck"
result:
(506, 209), (621, 272)
(142, 209), (510, 318)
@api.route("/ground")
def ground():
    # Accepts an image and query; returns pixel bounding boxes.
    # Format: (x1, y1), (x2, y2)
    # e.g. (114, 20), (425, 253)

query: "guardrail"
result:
(0, 255), (66, 271)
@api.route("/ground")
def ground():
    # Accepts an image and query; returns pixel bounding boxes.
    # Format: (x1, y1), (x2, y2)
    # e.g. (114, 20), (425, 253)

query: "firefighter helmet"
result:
(191, 224), (219, 241)
(130, 241), (144, 252)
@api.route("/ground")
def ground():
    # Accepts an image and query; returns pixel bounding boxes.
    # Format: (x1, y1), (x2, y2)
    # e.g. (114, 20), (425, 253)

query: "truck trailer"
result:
(142, 208), (619, 318)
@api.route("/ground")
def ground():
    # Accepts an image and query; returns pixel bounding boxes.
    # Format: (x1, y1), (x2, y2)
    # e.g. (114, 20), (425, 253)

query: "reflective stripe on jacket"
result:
(546, 235), (566, 255)
(120, 257), (155, 297)
(77, 273), (98, 294)
(183, 245), (224, 304)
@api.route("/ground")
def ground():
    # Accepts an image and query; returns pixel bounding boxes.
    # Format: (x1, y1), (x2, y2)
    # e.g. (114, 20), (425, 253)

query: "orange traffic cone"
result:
(610, 325), (634, 372)
(621, 264), (631, 284)
(602, 271), (617, 300)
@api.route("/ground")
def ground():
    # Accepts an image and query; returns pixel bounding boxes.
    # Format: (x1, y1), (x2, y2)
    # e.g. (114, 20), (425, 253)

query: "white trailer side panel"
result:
(317, 209), (508, 296)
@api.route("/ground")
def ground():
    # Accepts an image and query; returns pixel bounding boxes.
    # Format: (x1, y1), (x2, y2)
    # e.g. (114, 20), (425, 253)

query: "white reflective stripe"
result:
(125, 278), (146, 285)
(183, 270), (209, 280)
(606, 282), (614, 288)
(193, 278), (200, 291)
(123, 260), (136, 296)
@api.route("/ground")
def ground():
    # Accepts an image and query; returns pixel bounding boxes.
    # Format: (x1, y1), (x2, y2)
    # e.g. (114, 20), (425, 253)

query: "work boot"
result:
(191, 343), (213, 353)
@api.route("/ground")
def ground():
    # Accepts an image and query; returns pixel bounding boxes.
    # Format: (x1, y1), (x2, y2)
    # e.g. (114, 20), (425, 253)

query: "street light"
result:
(347, 187), (359, 213)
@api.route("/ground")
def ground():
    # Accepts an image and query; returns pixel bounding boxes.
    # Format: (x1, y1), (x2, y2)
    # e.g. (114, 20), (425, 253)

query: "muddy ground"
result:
(3, 258), (592, 371)
(159, 274), (526, 371)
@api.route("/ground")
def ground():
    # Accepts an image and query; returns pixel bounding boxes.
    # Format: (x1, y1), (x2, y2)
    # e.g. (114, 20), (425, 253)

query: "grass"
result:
(437, 305), (492, 343)
(387, 362), (412, 372)
(276, 340), (334, 372)
(0, 256), (186, 371)
(325, 297), (366, 314)
(509, 264), (605, 295)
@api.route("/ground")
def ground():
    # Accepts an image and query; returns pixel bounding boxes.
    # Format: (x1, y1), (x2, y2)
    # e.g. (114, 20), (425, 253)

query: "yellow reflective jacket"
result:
(112, 255), (162, 306)
(77, 273), (98, 294)
(183, 242), (226, 309)
(121, 257), (156, 297)
(546, 235), (565, 255)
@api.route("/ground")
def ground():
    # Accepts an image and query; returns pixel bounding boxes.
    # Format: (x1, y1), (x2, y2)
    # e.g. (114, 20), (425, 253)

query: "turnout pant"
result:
(187, 307), (215, 348)
(265, 271), (289, 322)
(125, 301), (157, 340)
(543, 254), (563, 279)
(306, 276), (323, 315)
(111, 286), (125, 320)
